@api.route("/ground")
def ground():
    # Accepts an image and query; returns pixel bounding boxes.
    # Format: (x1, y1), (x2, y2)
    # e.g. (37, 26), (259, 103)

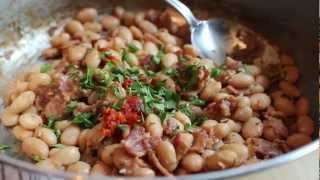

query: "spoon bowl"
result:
(166, 0), (232, 65)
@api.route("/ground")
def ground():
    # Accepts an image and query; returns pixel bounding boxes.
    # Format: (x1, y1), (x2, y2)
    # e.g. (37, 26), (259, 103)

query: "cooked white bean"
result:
(0, 108), (18, 127)
(76, 8), (98, 23)
(18, 113), (42, 130)
(156, 140), (177, 172)
(250, 93), (271, 111)
(112, 37), (126, 50)
(296, 97), (309, 116)
(50, 146), (80, 165)
(175, 111), (191, 125)
(144, 41), (158, 55)
(100, 144), (121, 165)
(60, 125), (81, 146)
(206, 149), (237, 170)
(24, 106), (38, 114)
(12, 125), (33, 141)
(256, 75), (270, 89)
(127, 53), (139, 66)
(201, 120), (218, 132)
(287, 133), (311, 149)
(200, 79), (222, 101)
(157, 31), (176, 45)
(84, 49), (100, 68)
(67, 161), (91, 174)
(84, 22), (102, 32)
(112, 147), (134, 169)
(42, 48), (59, 59)
(229, 73), (255, 89)
(234, 106), (253, 122)
(130, 26), (143, 40)
(55, 120), (72, 131)
(129, 167), (155, 176)
(50, 33), (70, 47)
(174, 133), (193, 161)
(28, 73), (52, 90)
(113, 6), (125, 18)
(137, 20), (158, 34)
(225, 132), (245, 144)
(279, 81), (300, 97)
(91, 162), (110, 175)
(65, 20), (84, 35)
(100, 15), (120, 30)
(123, 12), (135, 26)
(183, 44), (198, 57)
(296, 116), (314, 136)
(246, 65), (261, 76)
(242, 117), (263, 138)
(273, 96), (295, 116)
(36, 159), (57, 170)
(22, 137), (49, 159)
(221, 143), (249, 165)
(66, 45), (87, 64)
(8, 91), (35, 114)
(145, 113), (163, 137)
(181, 153), (204, 173)
(153, 73), (176, 92)
(213, 123), (232, 139)
(161, 53), (178, 68)
(34, 127), (57, 146)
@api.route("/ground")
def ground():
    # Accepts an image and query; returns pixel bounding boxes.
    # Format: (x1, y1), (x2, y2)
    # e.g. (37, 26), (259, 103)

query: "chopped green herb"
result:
(80, 67), (95, 89)
(65, 101), (78, 113)
(99, 51), (112, 59)
(72, 112), (94, 129)
(128, 43), (139, 53)
(111, 84), (123, 98)
(95, 86), (108, 99)
(40, 63), (53, 73)
(43, 116), (61, 137)
(178, 103), (192, 118)
(112, 98), (125, 111)
(0, 144), (10, 151)
(32, 155), (44, 162)
(111, 68), (125, 83)
(184, 123), (194, 133)
(164, 68), (178, 78)
(152, 50), (164, 64)
(211, 67), (222, 78)
(189, 96), (205, 106)
(243, 64), (251, 74)
(179, 56), (189, 63)
(117, 124), (129, 132)
(192, 115), (208, 126)
(52, 144), (64, 149)
(97, 69), (112, 86)
(183, 64), (200, 91)
(121, 49), (130, 62)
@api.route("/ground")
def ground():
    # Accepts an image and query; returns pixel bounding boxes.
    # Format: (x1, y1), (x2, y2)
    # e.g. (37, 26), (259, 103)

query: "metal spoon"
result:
(166, 0), (231, 65)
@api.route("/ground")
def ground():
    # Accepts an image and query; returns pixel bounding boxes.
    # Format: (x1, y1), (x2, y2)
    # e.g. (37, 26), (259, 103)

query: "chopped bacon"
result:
(59, 75), (79, 101)
(123, 127), (160, 157)
(204, 99), (234, 119)
(121, 96), (142, 125)
(226, 85), (242, 95)
(34, 85), (58, 110)
(163, 118), (180, 135)
(190, 130), (210, 153)
(247, 138), (283, 159)
(263, 117), (288, 139)
(43, 94), (66, 118)
(147, 151), (172, 176)
(264, 106), (285, 119)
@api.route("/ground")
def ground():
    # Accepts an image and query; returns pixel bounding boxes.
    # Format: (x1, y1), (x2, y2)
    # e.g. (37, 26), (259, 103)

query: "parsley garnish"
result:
(52, 144), (64, 149)
(111, 84), (123, 98)
(112, 98), (125, 111)
(128, 43), (139, 53)
(80, 67), (95, 89)
(72, 112), (94, 128)
(189, 96), (205, 106)
(97, 69), (112, 86)
(117, 124), (129, 132)
(211, 67), (222, 78)
(178, 103), (192, 118)
(32, 155), (44, 162)
(183, 64), (200, 91)
(164, 68), (178, 78)
(99, 51), (112, 59)
(0, 144), (10, 152)
(43, 116), (61, 137)
(67, 65), (81, 80)
(152, 50), (164, 64)
(65, 101), (78, 113)
(121, 49), (130, 62)
(40, 63), (53, 73)
(179, 56), (189, 63)
(243, 64), (251, 74)
(184, 123), (194, 133)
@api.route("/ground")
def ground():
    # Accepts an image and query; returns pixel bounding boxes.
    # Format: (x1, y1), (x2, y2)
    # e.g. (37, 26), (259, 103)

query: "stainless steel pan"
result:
(0, 0), (318, 179)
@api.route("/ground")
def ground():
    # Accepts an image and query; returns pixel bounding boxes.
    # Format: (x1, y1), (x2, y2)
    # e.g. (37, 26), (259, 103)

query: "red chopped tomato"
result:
(121, 96), (142, 125)
(122, 79), (133, 89)
(102, 108), (126, 137)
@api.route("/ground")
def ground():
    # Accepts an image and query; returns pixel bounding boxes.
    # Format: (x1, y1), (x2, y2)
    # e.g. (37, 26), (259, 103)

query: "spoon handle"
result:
(165, 0), (199, 27)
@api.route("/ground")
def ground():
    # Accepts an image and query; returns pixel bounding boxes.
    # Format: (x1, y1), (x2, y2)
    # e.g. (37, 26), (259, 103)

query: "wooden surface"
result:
(234, 150), (319, 180)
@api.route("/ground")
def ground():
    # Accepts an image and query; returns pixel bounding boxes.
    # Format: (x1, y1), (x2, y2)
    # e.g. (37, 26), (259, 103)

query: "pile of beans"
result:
(0, 6), (315, 177)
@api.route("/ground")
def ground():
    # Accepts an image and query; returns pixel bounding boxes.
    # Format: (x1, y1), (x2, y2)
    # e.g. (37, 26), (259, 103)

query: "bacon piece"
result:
(263, 117), (288, 139)
(204, 99), (234, 119)
(247, 138), (283, 159)
(264, 106), (285, 119)
(147, 151), (172, 176)
(190, 130), (210, 153)
(59, 75), (79, 101)
(123, 127), (160, 157)
(43, 94), (66, 118)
